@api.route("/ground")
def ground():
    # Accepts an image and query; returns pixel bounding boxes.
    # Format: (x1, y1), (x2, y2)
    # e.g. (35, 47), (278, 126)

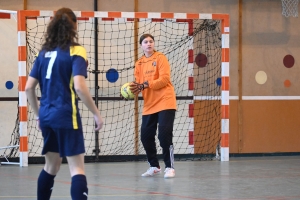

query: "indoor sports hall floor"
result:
(0, 156), (300, 200)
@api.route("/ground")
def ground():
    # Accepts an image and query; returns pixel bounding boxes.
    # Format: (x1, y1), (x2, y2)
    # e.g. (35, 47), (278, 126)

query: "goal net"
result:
(2, 11), (230, 165)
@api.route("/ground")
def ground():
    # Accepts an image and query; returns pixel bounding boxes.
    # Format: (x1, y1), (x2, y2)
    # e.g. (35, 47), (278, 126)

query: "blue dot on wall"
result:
(106, 68), (119, 83)
(5, 81), (14, 90)
(216, 78), (221, 86)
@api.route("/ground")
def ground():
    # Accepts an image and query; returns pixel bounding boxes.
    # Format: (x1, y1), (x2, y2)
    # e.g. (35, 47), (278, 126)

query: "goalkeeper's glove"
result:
(129, 81), (148, 95)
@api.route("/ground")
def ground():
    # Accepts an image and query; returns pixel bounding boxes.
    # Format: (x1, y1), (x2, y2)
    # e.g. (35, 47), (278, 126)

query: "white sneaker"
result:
(164, 168), (175, 178)
(141, 167), (161, 177)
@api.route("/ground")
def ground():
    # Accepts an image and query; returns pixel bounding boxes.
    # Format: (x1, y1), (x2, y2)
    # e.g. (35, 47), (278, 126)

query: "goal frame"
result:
(17, 10), (230, 167)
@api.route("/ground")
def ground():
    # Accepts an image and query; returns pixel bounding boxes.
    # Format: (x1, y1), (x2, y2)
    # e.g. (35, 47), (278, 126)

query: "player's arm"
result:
(25, 76), (39, 119)
(130, 55), (170, 93)
(73, 75), (103, 131)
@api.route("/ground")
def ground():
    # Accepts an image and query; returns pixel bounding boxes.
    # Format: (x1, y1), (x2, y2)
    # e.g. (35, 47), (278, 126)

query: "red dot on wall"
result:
(283, 55), (295, 68)
(195, 53), (208, 68)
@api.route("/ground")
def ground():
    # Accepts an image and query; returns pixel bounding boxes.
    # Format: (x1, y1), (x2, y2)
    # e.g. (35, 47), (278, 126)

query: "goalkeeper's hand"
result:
(129, 82), (144, 95)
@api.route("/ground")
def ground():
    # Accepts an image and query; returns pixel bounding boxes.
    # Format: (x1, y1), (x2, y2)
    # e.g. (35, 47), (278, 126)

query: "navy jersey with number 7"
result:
(29, 45), (88, 129)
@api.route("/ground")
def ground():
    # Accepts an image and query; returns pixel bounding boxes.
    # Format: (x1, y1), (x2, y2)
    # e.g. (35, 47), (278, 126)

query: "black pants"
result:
(141, 109), (176, 168)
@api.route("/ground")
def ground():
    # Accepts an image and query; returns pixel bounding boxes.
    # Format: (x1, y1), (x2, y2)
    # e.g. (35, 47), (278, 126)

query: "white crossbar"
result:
(0, 9), (17, 14)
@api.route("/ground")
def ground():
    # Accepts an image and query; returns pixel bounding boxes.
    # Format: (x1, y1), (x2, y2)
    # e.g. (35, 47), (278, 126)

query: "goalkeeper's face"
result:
(141, 37), (155, 55)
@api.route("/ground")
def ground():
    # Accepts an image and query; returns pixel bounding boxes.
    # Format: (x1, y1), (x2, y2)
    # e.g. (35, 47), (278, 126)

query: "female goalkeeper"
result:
(130, 34), (177, 178)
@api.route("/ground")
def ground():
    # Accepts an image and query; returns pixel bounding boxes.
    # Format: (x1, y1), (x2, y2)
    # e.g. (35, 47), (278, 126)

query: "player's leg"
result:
(157, 109), (176, 178)
(67, 153), (85, 176)
(38, 127), (62, 200)
(44, 152), (62, 174)
(37, 153), (61, 200)
(141, 113), (161, 176)
(59, 128), (87, 200)
(67, 154), (88, 200)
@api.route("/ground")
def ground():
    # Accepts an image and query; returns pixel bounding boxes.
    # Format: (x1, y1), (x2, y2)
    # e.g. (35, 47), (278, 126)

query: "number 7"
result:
(45, 51), (57, 79)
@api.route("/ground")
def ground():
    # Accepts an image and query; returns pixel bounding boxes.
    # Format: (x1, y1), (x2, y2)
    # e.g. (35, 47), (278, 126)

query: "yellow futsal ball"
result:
(121, 82), (135, 100)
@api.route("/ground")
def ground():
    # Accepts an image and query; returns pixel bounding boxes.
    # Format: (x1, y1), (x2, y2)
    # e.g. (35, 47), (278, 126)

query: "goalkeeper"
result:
(130, 34), (177, 178)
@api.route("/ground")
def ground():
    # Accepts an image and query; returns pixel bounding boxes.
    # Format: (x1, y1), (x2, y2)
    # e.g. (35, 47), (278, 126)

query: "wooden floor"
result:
(0, 156), (300, 200)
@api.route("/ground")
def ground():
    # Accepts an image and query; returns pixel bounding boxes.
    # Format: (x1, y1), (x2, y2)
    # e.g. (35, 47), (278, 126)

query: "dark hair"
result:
(139, 34), (154, 44)
(42, 7), (78, 51)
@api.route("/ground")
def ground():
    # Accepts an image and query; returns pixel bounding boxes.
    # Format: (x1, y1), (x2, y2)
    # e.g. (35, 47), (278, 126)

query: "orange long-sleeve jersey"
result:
(134, 51), (177, 115)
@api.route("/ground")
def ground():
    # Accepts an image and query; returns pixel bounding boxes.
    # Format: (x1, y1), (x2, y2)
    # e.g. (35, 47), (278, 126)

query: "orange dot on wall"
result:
(284, 80), (291, 88)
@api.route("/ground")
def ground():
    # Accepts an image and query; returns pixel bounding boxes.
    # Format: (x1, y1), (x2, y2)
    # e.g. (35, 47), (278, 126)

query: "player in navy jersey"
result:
(25, 7), (103, 200)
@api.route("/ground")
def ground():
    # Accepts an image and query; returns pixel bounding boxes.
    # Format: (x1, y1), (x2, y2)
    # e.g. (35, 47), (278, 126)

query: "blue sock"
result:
(71, 174), (88, 200)
(37, 169), (55, 200)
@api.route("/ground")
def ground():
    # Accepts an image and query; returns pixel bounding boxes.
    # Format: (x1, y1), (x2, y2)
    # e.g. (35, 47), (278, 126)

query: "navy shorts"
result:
(40, 127), (85, 157)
